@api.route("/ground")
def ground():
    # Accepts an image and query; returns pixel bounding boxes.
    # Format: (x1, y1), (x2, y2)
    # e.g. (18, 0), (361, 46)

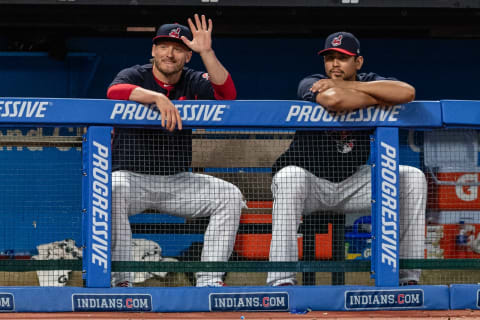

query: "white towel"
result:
(31, 238), (175, 286)
(31, 239), (82, 287)
(131, 238), (177, 283)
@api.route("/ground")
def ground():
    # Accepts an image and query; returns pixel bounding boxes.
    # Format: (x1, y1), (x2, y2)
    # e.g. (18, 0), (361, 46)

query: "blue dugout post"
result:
(82, 126), (113, 288)
(371, 127), (400, 286)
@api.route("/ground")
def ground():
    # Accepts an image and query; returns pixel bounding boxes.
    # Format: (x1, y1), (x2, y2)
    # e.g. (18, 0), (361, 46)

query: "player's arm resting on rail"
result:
(316, 87), (381, 111)
(324, 80), (415, 106)
(302, 78), (415, 111)
(182, 14), (236, 100)
(107, 83), (182, 132)
(299, 77), (377, 111)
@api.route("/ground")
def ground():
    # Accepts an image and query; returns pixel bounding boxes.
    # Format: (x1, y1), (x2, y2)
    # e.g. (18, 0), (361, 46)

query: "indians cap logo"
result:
(169, 27), (181, 39)
(332, 35), (343, 47)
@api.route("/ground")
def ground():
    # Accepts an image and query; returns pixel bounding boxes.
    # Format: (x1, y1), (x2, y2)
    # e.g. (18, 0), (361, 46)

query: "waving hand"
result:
(182, 14), (213, 54)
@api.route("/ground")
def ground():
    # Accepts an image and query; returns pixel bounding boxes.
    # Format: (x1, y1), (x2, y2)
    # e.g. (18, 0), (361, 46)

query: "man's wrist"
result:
(154, 92), (167, 101)
(337, 80), (357, 90)
(199, 48), (215, 58)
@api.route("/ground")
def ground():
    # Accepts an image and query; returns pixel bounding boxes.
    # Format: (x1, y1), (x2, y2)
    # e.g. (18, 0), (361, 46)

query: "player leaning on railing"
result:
(106, 14), (245, 287)
(268, 32), (427, 286)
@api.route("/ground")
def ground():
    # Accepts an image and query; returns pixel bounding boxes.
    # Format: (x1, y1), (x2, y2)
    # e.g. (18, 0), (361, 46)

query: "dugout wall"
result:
(0, 98), (478, 312)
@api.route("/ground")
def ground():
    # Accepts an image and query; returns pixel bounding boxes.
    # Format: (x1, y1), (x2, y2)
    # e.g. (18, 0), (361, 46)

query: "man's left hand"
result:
(310, 79), (348, 93)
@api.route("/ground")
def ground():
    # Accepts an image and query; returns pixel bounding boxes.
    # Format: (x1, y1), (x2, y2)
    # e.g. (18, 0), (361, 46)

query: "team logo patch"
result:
(169, 27), (181, 39)
(0, 293), (14, 312)
(72, 294), (152, 312)
(331, 131), (355, 154)
(332, 35), (343, 46)
(209, 292), (289, 312)
(345, 289), (423, 310)
(202, 73), (210, 80)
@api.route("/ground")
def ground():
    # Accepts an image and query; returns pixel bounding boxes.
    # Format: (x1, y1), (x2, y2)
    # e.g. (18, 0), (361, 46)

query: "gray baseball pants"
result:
(267, 165), (426, 286)
(111, 170), (244, 287)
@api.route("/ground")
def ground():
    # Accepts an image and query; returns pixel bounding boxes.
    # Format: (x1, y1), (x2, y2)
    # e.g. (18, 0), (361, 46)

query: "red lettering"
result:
(126, 298), (133, 308)
(262, 297), (269, 307)
(397, 294), (404, 304)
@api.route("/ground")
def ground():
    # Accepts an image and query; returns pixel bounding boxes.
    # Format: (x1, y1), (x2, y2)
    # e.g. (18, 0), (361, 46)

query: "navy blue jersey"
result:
(273, 72), (396, 182)
(110, 64), (215, 100)
(110, 64), (215, 175)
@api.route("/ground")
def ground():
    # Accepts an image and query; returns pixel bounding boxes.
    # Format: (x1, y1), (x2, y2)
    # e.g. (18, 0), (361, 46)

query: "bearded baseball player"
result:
(267, 31), (426, 286)
(107, 14), (244, 287)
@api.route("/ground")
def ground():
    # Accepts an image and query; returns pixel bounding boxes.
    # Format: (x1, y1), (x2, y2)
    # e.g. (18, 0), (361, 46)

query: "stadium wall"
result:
(0, 37), (479, 100)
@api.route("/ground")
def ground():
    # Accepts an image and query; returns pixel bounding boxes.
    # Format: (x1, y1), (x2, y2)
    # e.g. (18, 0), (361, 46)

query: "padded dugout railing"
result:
(0, 98), (479, 312)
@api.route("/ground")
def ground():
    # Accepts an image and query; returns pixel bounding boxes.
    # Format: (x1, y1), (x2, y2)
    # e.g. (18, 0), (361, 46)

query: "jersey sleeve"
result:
(360, 72), (398, 82)
(297, 74), (328, 102)
(107, 83), (139, 100)
(211, 73), (237, 100)
(109, 65), (146, 87)
(107, 65), (147, 99)
(187, 71), (216, 100)
(189, 71), (237, 100)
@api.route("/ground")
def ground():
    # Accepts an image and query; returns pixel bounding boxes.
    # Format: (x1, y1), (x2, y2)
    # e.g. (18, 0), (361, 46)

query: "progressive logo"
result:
(72, 294), (152, 312)
(379, 141), (399, 271)
(90, 140), (110, 272)
(0, 100), (49, 118)
(345, 289), (423, 310)
(209, 292), (289, 312)
(110, 103), (228, 122)
(285, 105), (402, 123)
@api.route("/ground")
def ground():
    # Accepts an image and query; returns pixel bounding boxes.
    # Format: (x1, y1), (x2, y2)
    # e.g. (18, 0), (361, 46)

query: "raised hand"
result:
(181, 14), (213, 55)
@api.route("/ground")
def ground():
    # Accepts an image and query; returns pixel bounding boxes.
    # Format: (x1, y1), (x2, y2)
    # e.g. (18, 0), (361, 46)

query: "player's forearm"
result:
(129, 87), (169, 105)
(316, 87), (379, 111)
(342, 80), (415, 105)
(129, 87), (182, 131)
(199, 49), (229, 85)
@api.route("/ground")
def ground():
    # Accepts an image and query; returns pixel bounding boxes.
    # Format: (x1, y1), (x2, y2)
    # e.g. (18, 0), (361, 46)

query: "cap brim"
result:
(318, 48), (357, 56)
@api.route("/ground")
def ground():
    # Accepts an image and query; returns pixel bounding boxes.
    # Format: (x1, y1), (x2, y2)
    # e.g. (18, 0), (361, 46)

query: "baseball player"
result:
(107, 14), (244, 287)
(267, 32), (426, 286)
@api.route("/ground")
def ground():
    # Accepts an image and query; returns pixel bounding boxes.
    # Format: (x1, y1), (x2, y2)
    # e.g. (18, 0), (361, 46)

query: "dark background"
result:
(0, 0), (479, 100)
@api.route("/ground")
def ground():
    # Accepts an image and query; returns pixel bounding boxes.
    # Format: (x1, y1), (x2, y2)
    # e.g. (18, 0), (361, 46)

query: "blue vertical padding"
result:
(81, 133), (88, 282)
(82, 126), (112, 287)
(371, 127), (400, 286)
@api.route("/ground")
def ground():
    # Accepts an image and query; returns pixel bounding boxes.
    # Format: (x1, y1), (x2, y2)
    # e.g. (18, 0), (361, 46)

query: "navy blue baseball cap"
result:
(152, 23), (193, 46)
(318, 32), (361, 56)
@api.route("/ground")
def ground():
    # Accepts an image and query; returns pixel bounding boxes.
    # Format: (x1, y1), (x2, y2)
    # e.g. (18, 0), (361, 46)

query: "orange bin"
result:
(234, 210), (333, 260)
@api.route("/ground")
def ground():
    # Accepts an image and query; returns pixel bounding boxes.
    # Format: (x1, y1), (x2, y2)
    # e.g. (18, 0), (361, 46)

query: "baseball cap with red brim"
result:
(318, 31), (361, 56)
(152, 23), (193, 46)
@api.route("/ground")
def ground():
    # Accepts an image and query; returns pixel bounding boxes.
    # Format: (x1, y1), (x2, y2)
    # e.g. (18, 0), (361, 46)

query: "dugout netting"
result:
(422, 129), (480, 284)
(110, 128), (417, 287)
(0, 127), (84, 287)
(2, 126), (480, 287)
